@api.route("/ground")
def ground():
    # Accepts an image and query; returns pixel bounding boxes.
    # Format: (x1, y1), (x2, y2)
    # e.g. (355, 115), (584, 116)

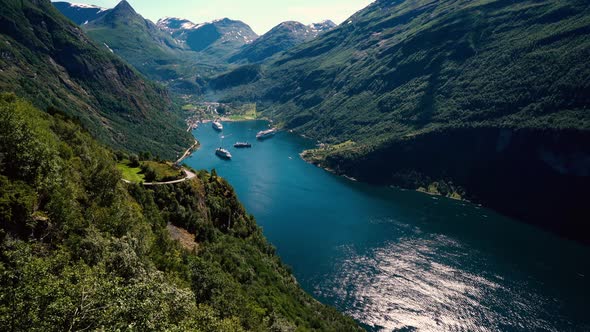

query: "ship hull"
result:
(215, 149), (232, 159)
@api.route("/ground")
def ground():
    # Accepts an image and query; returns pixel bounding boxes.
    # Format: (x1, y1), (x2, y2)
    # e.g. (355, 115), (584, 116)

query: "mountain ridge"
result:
(0, 0), (191, 158)
(156, 16), (258, 60)
(229, 19), (336, 63)
(74, 0), (215, 93)
(52, 1), (108, 24)
(212, 0), (590, 243)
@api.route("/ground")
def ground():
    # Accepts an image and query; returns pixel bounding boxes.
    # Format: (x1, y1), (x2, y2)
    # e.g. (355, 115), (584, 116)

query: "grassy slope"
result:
(221, 0), (590, 143)
(116, 161), (145, 183)
(77, 4), (256, 91)
(0, 94), (360, 331)
(142, 160), (183, 181)
(0, 0), (192, 159)
(212, 0), (590, 241)
(82, 1), (201, 84)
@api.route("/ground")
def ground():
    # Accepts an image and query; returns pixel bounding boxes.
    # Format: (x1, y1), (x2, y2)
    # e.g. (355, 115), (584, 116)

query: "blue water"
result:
(185, 120), (590, 331)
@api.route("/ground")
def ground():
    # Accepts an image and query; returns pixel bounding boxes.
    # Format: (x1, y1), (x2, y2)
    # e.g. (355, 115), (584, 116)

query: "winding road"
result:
(121, 140), (200, 186)
(142, 168), (196, 186)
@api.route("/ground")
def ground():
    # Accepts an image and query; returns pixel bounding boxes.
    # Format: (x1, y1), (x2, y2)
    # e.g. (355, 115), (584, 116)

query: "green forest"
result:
(209, 0), (590, 242)
(0, 0), (193, 159)
(0, 93), (359, 331)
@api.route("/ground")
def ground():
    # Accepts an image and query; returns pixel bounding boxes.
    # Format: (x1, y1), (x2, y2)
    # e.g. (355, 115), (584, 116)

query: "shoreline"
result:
(201, 117), (264, 123)
(176, 139), (200, 164)
(299, 151), (468, 202)
(299, 152), (358, 182)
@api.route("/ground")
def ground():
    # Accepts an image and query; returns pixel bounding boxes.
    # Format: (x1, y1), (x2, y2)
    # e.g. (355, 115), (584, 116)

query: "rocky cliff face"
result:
(0, 0), (191, 157)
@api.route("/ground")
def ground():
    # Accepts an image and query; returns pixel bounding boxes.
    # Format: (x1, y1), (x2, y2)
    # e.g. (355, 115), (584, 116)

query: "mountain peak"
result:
(53, 2), (109, 25)
(157, 17), (199, 31)
(308, 20), (337, 31)
(113, 0), (136, 14)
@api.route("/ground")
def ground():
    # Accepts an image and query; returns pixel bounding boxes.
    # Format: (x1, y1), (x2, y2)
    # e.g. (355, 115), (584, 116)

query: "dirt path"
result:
(176, 140), (199, 164)
(142, 169), (196, 186)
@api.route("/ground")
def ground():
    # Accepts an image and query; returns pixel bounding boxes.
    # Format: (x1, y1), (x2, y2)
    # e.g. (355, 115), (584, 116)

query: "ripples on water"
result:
(313, 219), (578, 331)
(187, 122), (589, 332)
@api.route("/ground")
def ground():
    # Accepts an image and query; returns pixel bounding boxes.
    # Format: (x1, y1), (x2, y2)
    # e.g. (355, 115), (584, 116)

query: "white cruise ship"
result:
(256, 128), (277, 139)
(215, 147), (232, 159)
(212, 119), (223, 131)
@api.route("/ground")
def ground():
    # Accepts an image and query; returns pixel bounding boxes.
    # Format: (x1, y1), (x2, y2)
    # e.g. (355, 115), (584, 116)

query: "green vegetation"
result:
(229, 21), (336, 64)
(0, 0), (192, 159)
(221, 0), (590, 145)
(61, 3), (260, 94)
(82, 0), (208, 91)
(0, 93), (360, 330)
(222, 103), (258, 120)
(142, 161), (183, 182)
(117, 159), (184, 183)
(208, 65), (264, 91)
(182, 103), (199, 111)
(209, 0), (590, 242)
(116, 161), (145, 183)
(162, 17), (259, 63)
(184, 102), (258, 122)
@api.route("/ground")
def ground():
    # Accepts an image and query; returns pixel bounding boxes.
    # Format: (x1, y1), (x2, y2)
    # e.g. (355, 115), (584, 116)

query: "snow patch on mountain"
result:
(69, 2), (107, 13)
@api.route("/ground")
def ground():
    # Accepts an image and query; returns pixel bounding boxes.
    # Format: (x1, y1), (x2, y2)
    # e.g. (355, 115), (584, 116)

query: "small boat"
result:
(215, 147), (232, 159)
(256, 128), (277, 139)
(234, 142), (252, 148)
(212, 119), (223, 131)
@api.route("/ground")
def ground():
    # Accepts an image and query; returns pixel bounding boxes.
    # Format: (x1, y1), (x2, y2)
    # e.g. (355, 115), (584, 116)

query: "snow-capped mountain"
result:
(156, 17), (258, 57)
(229, 20), (336, 63)
(52, 1), (109, 25)
(156, 17), (201, 33)
(308, 20), (337, 33)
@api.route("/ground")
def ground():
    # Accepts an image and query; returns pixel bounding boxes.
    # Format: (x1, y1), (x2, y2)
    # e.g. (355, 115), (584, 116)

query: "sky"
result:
(63, 0), (374, 34)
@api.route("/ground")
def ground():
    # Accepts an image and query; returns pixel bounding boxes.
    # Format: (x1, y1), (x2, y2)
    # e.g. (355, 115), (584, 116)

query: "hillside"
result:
(0, 0), (191, 158)
(57, 1), (257, 90)
(157, 17), (258, 62)
(52, 1), (108, 25)
(0, 93), (361, 331)
(229, 20), (336, 63)
(80, 1), (202, 85)
(214, 0), (590, 242)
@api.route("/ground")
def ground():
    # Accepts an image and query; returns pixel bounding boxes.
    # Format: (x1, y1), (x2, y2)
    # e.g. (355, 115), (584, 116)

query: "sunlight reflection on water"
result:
(314, 223), (568, 332)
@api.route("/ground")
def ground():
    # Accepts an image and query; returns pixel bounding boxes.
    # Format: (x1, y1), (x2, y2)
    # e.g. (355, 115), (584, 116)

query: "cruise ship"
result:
(212, 119), (223, 131)
(256, 128), (277, 139)
(215, 148), (232, 159)
(234, 142), (252, 148)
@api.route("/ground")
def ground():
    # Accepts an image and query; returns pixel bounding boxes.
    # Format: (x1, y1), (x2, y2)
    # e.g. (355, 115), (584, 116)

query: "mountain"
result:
(215, 0), (590, 243)
(0, 0), (191, 158)
(0, 93), (361, 331)
(157, 17), (258, 61)
(308, 20), (337, 32)
(78, 1), (201, 84)
(56, 2), (255, 88)
(229, 20), (336, 63)
(52, 1), (108, 24)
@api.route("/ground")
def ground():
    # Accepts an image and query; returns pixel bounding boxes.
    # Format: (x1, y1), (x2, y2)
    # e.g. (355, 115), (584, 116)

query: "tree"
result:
(143, 166), (157, 182)
(129, 154), (140, 167)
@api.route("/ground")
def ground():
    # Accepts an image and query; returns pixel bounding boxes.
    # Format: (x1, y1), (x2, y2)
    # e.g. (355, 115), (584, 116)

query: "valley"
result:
(186, 120), (590, 331)
(206, 0), (590, 244)
(1, 0), (588, 330)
